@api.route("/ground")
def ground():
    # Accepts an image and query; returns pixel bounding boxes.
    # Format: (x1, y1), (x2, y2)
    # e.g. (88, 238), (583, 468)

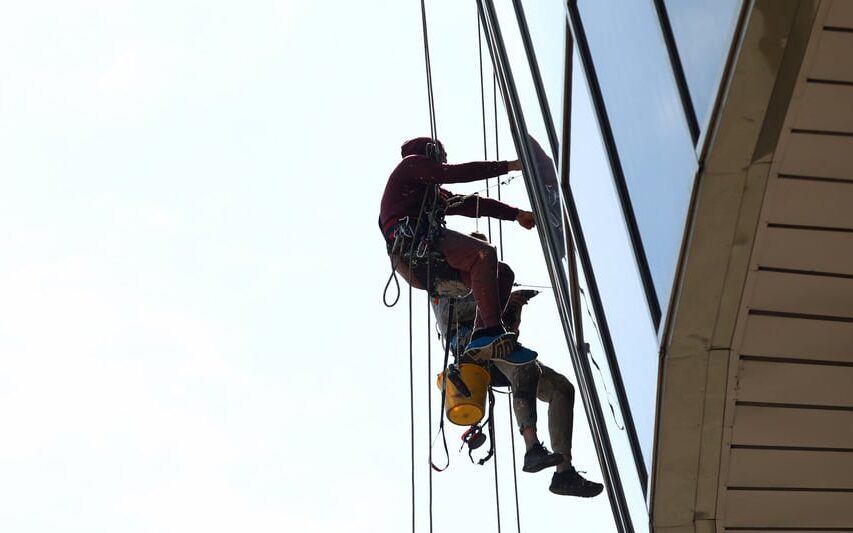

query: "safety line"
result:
(408, 282), (416, 533)
(419, 0), (438, 140)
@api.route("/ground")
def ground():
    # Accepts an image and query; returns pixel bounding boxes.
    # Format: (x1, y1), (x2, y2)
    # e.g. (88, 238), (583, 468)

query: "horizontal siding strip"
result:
(766, 176), (853, 229)
(779, 133), (853, 179)
(758, 267), (853, 281)
(756, 227), (853, 275)
(725, 490), (853, 528)
(812, 30), (853, 82)
(767, 223), (853, 234)
(794, 82), (853, 133)
(827, 0), (853, 29)
(749, 310), (853, 323)
(741, 355), (853, 368)
(741, 314), (853, 363)
(737, 360), (853, 407)
(732, 444), (853, 453)
(732, 405), (853, 448)
(751, 270), (853, 320)
(790, 128), (853, 137)
(736, 402), (853, 412)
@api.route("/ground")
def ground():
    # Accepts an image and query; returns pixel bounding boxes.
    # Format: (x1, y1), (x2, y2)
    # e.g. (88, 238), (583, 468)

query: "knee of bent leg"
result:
(513, 362), (541, 398)
(476, 244), (498, 265)
(498, 262), (515, 285)
(538, 372), (575, 404)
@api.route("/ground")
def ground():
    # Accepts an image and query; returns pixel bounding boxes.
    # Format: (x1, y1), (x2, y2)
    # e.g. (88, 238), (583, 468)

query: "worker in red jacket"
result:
(379, 137), (536, 364)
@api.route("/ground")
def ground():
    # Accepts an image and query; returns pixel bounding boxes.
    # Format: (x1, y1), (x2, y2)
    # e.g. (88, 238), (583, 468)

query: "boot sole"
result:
(463, 332), (516, 361)
(549, 484), (604, 498)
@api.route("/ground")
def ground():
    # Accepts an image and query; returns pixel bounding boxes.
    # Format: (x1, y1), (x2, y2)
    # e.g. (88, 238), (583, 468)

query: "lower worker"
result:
(433, 254), (603, 498)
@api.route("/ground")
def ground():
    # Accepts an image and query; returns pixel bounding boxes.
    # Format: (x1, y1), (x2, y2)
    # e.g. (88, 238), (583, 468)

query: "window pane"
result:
(576, 0), (699, 317)
(571, 50), (659, 480)
(519, 0), (568, 147)
(664, 0), (743, 131)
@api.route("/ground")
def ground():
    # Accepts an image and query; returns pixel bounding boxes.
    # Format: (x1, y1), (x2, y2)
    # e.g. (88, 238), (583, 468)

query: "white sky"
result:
(0, 1), (654, 531)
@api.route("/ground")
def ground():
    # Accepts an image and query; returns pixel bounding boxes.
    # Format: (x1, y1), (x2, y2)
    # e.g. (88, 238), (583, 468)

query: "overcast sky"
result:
(0, 1), (656, 531)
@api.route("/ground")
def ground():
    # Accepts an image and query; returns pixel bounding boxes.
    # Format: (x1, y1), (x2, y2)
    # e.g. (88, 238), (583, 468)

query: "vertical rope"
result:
(508, 396), (522, 533)
(427, 285), (434, 533)
(408, 282), (416, 533)
(492, 68), (521, 533)
(478, 11), (490, 239)
(494, 73), (504, 257)
(420, 0), (438, 140)
(493, 442), (502, 533)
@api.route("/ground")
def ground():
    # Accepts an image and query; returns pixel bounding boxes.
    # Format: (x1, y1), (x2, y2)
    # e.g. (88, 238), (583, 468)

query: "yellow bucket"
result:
(436, 364), (491, 426)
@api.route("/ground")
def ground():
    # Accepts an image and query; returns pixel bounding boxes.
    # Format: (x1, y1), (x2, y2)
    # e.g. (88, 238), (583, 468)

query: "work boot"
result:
(522, 442), (563, 473)
(549, 467), (604, 497)
(462, 329), (516, 361)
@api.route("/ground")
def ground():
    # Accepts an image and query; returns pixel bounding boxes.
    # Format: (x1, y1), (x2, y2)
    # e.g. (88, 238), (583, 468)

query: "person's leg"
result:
(536, 363), (575, 469)
(495, 360), (563, 473)
(536, 364), (602, 497)
(434, 230), (503, 330)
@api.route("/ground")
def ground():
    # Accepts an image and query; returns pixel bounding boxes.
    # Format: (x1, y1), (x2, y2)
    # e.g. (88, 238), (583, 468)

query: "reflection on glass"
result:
(491, 0), (567, 273)
(663, 0), (743, 131)
(578, 253), (652, 530)
(570, 50), (659, 476)
(519, 0), (568, 145)
(576, 0), (699, 316)
(528, 134), (565, 260)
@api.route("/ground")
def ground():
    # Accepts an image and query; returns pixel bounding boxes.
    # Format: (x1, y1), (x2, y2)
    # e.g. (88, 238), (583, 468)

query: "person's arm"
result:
(399, 155), (521, 185)
(444, 191), (536, 229)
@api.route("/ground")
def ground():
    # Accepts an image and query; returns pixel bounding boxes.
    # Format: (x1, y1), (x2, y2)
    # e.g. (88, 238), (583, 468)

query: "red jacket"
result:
(379, 154), (518, 236)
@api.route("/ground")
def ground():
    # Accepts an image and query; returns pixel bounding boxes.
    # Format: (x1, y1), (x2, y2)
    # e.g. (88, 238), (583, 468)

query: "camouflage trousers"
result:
(492, 360), (576, 460)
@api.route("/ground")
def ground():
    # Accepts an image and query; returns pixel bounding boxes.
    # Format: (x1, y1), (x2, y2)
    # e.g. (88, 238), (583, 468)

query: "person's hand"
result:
(507, 159), (522, 172)
(516, 210), (535, 229)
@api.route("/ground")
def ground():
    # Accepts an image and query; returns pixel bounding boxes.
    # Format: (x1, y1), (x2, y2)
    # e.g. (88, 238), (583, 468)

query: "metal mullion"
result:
(652, 0), (700, 143)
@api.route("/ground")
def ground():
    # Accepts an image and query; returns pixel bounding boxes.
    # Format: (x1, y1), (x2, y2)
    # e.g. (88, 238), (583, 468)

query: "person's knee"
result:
(513, 362), (541, 397)
(498, 262), (515, 284)
(538, 372), (575, 405)
(475, 244), (498, 266)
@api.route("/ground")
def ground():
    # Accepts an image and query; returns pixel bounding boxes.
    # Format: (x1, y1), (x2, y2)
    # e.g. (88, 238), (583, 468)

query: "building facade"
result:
(477, 1), (853, 531)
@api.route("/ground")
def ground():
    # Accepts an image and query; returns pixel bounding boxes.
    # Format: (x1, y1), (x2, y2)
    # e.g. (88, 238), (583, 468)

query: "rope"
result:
(477, 12), (489, 239)
(427, 268), (434, 533)
(419, 0), (438, 141)
(408, 281), (416, 533)
(507, 396), (521, 533)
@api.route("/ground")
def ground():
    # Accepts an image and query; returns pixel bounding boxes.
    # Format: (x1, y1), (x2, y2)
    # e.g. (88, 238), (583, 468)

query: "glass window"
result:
(663, 0), (743, 132)
(575, 0), (699, 318)
(570, 50), (661, 475)
(518, 0), (568, 149)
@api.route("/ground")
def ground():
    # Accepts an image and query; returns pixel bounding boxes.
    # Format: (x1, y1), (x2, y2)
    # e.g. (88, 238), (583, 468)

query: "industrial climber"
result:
(433, 280), (604, 497)
(379, 136), (536, 363)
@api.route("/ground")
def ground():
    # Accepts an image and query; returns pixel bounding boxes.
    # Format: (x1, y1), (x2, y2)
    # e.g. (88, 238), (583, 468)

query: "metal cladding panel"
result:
(737, 359), (853, 407)
(725, 490), (853, 529)
(731, 405), (853, 448)
(780, 134), (853, 180)
(766, 176), (853, 227)
(756, 226), (853, 274)
(794, 82), (853, 133)
(751, 269), (853, 319)
(740, 313), (853, 362)
(811, 30), (853, 82)
(728, 448), (853, 488)
(827, 0), (853, 27)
